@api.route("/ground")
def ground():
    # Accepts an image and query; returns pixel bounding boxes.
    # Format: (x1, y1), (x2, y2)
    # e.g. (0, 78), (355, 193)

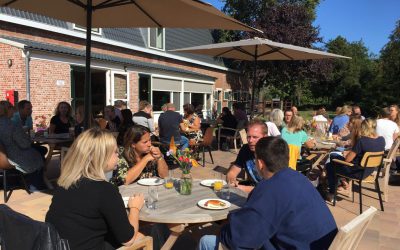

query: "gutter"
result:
(24, 50), (30, 101)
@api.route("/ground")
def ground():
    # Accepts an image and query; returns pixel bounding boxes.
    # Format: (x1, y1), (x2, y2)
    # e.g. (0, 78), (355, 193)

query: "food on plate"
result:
(205, 199), (226, 208)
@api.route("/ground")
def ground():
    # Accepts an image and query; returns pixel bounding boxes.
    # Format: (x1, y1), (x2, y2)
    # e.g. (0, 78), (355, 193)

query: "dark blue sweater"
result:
(220, 168), (337, 250)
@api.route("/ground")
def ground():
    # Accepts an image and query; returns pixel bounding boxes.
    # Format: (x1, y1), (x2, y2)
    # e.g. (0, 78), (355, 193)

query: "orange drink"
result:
(213, 180), (223, 192)
(165, 178), (174, 189)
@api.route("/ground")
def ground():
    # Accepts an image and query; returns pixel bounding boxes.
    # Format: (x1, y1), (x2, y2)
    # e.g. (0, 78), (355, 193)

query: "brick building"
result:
(0, 7), (250, 125)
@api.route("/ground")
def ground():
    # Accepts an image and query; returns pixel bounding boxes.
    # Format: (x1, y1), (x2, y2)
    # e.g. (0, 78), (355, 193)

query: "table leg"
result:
(161, 223), (187, 250)
(43, 144), (55, 190)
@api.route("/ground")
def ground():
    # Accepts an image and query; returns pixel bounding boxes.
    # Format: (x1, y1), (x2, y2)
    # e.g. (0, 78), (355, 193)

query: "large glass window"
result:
(184, 92), (190, 105)
(152, 91), (170, 111)
(173, 92), (181, 111)
(149, 28), (164, 50)
(191, 93), (204, 110)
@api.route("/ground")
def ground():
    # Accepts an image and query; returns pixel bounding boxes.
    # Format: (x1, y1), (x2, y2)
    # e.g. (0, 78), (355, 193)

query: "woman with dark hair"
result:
(110, 125), (168, 186)
(180, 103), (203, 144)
(117, 109), (135, 145)
(216, 107), (238, 150)
(49, 101), (74, 134)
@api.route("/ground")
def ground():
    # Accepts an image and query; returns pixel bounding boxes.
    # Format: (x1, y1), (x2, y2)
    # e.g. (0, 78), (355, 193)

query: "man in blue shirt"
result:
(226, 120), (268, 193)
(11, 100), (33, 131)
(199, 137), (337, 250)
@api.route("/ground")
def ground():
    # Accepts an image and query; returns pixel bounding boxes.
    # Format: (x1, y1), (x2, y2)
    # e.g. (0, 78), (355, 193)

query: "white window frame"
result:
(72, 23), (102, 35)
(223, 89), (232, 101)
(109, 71), (129, 107)
(148, 28), (165, 51)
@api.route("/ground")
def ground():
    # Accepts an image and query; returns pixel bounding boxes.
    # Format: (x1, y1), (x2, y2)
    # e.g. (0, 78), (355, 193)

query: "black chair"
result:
(332, 151), (385, 214)
(0, 145), (31, 203)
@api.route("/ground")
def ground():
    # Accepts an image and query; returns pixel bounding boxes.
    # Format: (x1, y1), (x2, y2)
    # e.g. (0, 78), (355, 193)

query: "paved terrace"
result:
(2, 149), (400, 250)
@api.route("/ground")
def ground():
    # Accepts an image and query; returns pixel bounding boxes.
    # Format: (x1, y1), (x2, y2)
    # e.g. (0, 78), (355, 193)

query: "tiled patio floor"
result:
(2, 149), (400, 249)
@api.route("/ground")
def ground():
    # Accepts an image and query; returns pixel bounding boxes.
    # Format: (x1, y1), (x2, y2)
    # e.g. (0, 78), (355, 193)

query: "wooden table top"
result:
(119, 179), (248, 224)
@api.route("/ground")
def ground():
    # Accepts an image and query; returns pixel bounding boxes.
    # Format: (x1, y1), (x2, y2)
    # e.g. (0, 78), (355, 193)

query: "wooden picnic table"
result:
(119, 179), (248, 250)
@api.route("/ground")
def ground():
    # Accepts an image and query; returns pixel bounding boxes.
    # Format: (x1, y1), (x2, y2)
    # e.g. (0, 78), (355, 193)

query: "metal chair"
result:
(332, 151), (384, 214)
(0, 144), (31, 203)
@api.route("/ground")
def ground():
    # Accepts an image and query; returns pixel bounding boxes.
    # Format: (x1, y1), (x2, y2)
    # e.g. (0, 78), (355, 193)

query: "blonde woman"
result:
(325, 118), (385, 200)
(328, 105), (352, 135)
(281, 116), (316, 170)
(46, 128), (145, 249)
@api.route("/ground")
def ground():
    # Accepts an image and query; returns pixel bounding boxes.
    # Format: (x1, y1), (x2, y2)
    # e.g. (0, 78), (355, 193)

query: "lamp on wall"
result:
(124, 65), (128, 72)
(7, 59), (13, 67)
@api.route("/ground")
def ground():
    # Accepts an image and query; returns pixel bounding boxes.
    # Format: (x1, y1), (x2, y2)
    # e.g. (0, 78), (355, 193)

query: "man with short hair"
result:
(352, 105), (365, 120)
(158, 103), (189, 149)
(11, 100), (33, 131)
(226, 120), (268, 193)
(199, 137), (337, 250)
(284, 109), (294, 125)
(377, 107), (399, 150)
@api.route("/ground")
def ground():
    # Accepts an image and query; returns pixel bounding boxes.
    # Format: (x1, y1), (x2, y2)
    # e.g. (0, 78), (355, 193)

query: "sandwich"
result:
(204, 200), (226, 208)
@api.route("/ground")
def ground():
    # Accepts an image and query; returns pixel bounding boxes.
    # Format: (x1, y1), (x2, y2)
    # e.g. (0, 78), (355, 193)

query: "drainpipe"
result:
(25, 50), (31, 101)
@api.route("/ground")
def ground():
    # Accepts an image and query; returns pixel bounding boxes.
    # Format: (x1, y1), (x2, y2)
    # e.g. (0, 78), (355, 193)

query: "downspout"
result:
(25, 50), (31, 101)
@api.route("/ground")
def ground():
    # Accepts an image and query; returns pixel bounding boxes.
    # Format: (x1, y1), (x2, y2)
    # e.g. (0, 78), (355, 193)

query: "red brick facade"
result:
(0, 20), (248, 124)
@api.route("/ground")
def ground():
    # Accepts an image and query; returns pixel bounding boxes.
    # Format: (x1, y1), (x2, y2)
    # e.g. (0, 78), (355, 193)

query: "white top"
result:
(265, 122), (281, 136)
(312, 115), (328, 122)
(376, 119), (399, 150)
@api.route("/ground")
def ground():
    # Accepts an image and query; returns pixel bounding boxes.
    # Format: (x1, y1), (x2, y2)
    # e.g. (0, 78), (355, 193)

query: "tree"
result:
(218, 1), (334, 106)
(379, 20), (400, 105)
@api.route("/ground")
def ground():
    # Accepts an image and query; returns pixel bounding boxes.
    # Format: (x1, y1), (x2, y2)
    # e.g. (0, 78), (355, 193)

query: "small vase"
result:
(179, 172), (193, 195)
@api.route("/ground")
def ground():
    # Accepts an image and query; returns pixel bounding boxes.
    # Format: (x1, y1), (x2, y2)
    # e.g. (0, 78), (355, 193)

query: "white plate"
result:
(200, 179), (227, 187)
(137, 178), (164, 186)
(321, 141), (336, 145)
(197, 198), (231, 210)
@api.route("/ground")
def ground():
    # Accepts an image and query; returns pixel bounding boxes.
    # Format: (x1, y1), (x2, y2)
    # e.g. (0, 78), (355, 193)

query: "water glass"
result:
(221, 185), (231, 200)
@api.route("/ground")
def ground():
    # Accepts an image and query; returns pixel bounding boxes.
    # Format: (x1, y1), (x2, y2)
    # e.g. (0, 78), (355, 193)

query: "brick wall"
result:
(29, 59), (71, 125)
(1, 21), (247, 116)
(0, 43), (26, 101)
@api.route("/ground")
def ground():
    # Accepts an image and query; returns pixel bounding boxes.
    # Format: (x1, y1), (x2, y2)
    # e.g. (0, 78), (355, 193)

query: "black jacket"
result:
(0, 204), (69, 250)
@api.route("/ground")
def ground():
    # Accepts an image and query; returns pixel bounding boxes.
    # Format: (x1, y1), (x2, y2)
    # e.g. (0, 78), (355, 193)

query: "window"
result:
(173, 92), (181, 111)
(206, 94), (211, 110)
(152, 91), (170, 111)
(73, 24), (102, 35)
(149, 28), (164, 50)
(184, 92), (190, 105)
(191, 93), (204, 110)
(223, 90), (232, 101)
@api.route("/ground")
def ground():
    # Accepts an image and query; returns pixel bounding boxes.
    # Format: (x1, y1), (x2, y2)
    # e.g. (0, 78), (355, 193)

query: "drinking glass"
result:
(221, 185), (231, 200)
(164, 170), (174, 189)
(147, 186), (158, 209)
(213, 172), (223, 192)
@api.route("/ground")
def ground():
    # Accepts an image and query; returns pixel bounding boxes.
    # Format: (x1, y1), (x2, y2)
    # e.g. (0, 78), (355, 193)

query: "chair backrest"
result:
(360, 151), (384, 168)
(384, 138), (400, 166)
(117, 235), (153, 250)
(329, 206), (377, 250)
(60, 147), (70, 164)
(239, 129), (248, 144)
(202, 127), (214, 146)
(236, 119), (247, 129)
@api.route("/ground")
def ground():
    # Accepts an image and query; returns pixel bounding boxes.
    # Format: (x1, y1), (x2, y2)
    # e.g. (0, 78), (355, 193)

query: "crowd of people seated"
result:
(3, 97), (400, 249)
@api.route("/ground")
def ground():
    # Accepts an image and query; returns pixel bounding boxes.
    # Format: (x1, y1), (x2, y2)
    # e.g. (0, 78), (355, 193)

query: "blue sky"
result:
(207, 0), (400, 55)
